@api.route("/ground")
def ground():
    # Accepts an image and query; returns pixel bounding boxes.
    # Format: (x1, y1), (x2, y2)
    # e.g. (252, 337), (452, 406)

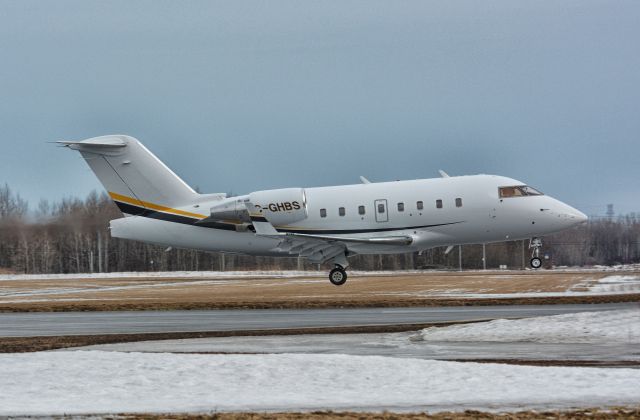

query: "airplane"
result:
(58, 135), (588, 285)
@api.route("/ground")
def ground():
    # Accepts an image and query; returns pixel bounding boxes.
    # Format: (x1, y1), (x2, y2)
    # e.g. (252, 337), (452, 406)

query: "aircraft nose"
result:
(575, 209), (588, 224)
(554, 201), (588, 227)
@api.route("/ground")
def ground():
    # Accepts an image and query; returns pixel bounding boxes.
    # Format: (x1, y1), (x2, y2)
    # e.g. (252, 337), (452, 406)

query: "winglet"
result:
(359, 176), (371, 184)
(438, 170), (450, 178)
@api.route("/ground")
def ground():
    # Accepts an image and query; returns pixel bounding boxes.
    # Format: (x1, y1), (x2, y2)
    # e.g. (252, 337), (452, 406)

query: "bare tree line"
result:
(0, 184), (638, 274)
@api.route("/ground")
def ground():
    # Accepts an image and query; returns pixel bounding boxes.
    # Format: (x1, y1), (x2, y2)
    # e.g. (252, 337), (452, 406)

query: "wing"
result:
(261, 232), (413, 264)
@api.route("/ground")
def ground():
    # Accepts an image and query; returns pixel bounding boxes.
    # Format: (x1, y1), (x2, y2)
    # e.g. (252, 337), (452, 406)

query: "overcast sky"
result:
(1, 1), (638, 216)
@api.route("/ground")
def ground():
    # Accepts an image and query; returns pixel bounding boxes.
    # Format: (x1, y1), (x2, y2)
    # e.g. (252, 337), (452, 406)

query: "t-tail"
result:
(57, 135), (199, 215)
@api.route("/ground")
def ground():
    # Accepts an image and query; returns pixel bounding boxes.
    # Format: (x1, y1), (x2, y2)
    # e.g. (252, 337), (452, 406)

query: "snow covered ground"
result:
(584, 275), (640, 294)
(2, 351), (640, 416)
(412, 308), (640, 344)
(417, 274), (640, 298)
(6, 309), (640, 415)
(78, 309), (640, 362)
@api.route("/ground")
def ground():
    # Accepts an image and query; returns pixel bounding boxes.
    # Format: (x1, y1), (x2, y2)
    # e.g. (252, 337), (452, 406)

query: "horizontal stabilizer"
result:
(56, 138), (126, 148)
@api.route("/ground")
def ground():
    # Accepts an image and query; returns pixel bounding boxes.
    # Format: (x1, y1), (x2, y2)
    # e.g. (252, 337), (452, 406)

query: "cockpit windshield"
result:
(499, 185), (543, 198)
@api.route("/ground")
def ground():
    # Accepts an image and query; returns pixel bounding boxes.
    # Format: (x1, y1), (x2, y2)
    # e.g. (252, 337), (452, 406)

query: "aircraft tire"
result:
(329, 267), (348, 286)
(530, 257), (542, 269)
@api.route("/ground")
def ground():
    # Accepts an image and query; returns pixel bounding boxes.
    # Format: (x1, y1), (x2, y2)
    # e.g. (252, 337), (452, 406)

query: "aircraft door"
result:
(374, 199), (388, 222)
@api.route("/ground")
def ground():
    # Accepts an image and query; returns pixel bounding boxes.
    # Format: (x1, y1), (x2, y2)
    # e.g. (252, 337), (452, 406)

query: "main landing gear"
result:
(529, 237), (543, 269)
(325, 253), (350, 286)
(329, 265), (348, 286)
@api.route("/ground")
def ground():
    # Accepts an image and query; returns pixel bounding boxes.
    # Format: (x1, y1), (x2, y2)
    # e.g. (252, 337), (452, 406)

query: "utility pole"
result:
(521, 240), (526, 269)
(97, 230), (103, 273)
(482, 243), (486, 270)
(458, 245), (462, 271)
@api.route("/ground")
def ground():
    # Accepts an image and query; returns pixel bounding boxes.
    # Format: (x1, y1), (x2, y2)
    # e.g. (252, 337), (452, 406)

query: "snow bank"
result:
(1, 351), (640, 415)
(412, 309), (640, 344)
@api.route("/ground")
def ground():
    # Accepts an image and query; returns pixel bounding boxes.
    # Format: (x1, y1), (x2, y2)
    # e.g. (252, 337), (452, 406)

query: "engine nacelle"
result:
(207, 198), (252, 223)
(249, 188), (308, 226)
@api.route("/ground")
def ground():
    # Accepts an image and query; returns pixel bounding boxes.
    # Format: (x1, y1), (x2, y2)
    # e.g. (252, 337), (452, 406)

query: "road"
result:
(1, 302), (636, 337)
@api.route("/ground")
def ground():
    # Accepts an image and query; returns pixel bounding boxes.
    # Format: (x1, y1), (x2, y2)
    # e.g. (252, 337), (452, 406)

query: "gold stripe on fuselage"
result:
(108, 192), (207, 219)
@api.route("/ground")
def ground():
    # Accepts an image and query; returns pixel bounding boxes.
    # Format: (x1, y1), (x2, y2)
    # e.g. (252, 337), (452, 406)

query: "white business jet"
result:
(59, 135), (587, 285)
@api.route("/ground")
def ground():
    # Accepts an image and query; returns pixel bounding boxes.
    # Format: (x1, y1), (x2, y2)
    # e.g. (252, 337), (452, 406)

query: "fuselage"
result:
(110, 174), (587, 257)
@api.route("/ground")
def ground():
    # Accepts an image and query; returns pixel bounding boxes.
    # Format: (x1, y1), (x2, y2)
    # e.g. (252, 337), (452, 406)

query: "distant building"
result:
(606, 204), (614, 220)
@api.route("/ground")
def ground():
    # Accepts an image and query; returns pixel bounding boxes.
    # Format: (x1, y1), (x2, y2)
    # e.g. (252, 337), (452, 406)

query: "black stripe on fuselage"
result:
(113, 200), (238, 231)
(113, 200), (464, 235)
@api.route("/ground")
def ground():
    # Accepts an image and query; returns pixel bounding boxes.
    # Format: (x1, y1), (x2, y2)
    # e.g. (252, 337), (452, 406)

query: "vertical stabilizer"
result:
(59, 135), (197, 209)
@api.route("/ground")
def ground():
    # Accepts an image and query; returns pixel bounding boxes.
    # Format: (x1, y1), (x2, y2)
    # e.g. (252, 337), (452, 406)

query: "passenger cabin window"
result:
(417, 201), (423, 210)
(499, 185), (544, 198)
(339, 207), (346, 216)
(358, 205), (365, 215)
(320, 208), (327, 218)
(455, 198), (462, 207)
(378, 203), (385, 213)
(436, 199), (443, 209)
(397, 202), (404, 212)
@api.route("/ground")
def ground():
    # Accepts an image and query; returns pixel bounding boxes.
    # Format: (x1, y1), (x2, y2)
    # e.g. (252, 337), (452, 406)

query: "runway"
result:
(0, 302), (635, 337)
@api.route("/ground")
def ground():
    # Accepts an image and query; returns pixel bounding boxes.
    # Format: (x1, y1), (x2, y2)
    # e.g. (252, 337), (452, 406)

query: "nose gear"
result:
(529, 237), (543, 269)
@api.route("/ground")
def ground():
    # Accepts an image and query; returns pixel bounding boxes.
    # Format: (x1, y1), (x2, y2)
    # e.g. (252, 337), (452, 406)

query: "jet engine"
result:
(248, 188), (308, 225)
(205, 199), (252, 223)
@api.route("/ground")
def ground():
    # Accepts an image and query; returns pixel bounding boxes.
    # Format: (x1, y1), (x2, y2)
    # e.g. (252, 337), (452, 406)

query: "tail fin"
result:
(59, 135), (198, 209)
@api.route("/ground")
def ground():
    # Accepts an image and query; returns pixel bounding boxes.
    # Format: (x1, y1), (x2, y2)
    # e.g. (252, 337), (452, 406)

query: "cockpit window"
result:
(521, 186), (543, 196)
(499, 185), (544, 198)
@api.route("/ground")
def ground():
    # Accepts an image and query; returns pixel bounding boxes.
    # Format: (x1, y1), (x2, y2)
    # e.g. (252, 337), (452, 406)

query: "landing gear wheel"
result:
(530, 257), (542, 269)
(329, 267), (348, 286)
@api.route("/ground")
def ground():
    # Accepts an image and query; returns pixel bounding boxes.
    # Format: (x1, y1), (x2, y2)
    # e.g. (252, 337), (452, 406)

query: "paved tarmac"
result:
(1, 302), (636, 337)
